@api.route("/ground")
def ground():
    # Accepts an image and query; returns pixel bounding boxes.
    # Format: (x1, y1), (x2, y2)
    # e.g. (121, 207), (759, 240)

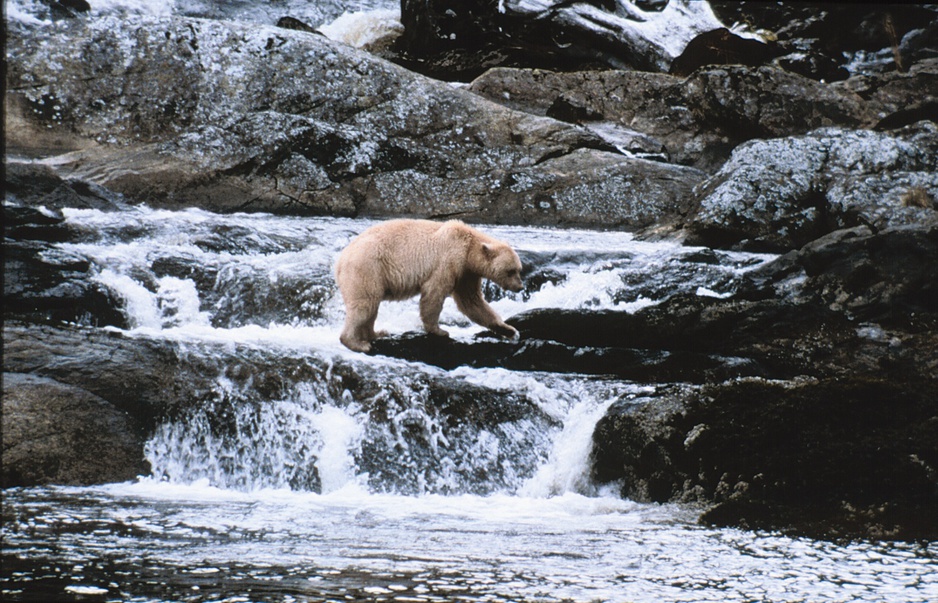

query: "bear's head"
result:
(482, 243), (523, 293)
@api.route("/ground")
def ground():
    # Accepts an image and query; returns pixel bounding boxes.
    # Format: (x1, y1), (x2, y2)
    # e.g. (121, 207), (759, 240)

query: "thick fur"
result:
(335, 219), (523, 352)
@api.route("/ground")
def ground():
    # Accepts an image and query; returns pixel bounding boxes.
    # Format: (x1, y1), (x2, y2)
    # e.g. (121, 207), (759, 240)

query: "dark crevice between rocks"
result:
(875, 100), (938, 131)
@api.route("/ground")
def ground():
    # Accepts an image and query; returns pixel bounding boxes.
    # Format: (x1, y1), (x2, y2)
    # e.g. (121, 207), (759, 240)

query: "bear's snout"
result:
(505, 277), (524, 293)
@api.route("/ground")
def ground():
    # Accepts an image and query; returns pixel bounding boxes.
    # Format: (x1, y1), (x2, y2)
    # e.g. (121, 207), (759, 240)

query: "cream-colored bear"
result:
(335, 219), (523, 352)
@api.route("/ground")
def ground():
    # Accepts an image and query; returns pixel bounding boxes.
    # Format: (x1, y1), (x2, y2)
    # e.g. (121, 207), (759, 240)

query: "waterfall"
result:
(55, 206), (774, 497)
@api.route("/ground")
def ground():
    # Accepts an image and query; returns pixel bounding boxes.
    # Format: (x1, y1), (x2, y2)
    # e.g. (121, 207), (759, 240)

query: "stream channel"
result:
(3, 206), (936, 602)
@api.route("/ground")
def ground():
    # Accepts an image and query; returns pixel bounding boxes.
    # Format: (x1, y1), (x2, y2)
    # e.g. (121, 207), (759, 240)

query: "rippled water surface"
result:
(4, 483), (937, 603)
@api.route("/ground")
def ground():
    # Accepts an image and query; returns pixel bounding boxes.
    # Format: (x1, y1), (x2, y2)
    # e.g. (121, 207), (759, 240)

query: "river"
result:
(3, 206), (936, 602)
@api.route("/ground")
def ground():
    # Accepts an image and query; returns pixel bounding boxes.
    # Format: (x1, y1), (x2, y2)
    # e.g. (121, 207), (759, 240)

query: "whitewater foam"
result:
(318, 9), (403, 50)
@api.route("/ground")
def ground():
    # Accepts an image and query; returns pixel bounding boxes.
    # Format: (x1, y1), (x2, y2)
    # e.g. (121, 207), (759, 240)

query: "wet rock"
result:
(3, 239), (129, 328)
(838, 58), (938, 126)
(512, 222), (938, 381)
(584, 219), (938, 539)
(669, 27), (779, 77)
(35, 0), (91, 20)
(276, 16), (318, 35)
(2, 324), (183, 427)
(686, 127), (938, 251)
(3, 177), (129, 328)
(398, 2), (938, 83)
(590, 377), (938, 540)
(510, 299), (862, 381)
(681, 66), (871, 141)
(469, 68), (712, 167)
(397, 0), (725, 80)
(174, 0), (351, 31)
(4, 161), (124, 212)
(2, 372), (149, 487)
(5, 14), (702, 229)
(791, 225), (938, 327)
(470, 65), (873, 172)
(370, 331), (763, 384)
(710, 3), (938, 80)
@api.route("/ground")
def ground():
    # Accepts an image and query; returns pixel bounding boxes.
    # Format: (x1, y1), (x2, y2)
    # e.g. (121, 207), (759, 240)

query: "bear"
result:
(334, 219), (523, 352)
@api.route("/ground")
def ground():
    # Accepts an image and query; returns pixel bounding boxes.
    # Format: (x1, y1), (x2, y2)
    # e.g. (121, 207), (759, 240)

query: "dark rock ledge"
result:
(591, 376), (938, 541)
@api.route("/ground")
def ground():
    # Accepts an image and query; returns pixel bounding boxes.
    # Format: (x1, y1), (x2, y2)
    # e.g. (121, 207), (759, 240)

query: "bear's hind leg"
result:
(340, 297), (381, 352)
(419, 287), (449, 338)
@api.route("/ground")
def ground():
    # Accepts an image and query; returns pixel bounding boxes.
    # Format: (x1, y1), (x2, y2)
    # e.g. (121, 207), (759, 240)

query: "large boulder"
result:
(686, 126), (938, 251)
(4, 13), (703, 229)
(395, 2), (938, 83)
(784, 225), (938, 326)
(590, 376), (938, 540)
(2, 372), (149, 487)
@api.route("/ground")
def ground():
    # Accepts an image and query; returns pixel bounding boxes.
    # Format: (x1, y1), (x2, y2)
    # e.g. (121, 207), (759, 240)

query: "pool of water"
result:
(3, 482), (936, 603)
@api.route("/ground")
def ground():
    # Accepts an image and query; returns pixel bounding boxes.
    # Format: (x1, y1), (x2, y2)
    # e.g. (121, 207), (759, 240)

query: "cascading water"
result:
(4, 205), (936, 602)
(49, 209), (766, 494)
(47, 205), (771, 497)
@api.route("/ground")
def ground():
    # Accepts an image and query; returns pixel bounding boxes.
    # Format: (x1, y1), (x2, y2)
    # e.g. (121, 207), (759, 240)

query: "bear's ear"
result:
(481, 243), (496, 259)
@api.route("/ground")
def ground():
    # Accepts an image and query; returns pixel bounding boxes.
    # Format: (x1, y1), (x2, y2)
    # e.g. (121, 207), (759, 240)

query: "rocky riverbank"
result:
(4, 1), (937, 540)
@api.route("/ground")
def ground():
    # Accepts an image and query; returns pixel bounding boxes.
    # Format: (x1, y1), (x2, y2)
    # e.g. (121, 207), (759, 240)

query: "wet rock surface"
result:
(3, 166), (130, 327)
(5, 13), (702, 229)
(591, 377), (938, 541)
(2, 372), (150, 488)
(396, 1), (937, 83)
(396, 0), (725, 80)
(372, 331), (764, 384)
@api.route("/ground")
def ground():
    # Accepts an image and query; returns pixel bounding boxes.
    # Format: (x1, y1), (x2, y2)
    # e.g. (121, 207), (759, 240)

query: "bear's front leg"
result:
(453, 276), (518, 340)
(489, 321), (519, 339)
